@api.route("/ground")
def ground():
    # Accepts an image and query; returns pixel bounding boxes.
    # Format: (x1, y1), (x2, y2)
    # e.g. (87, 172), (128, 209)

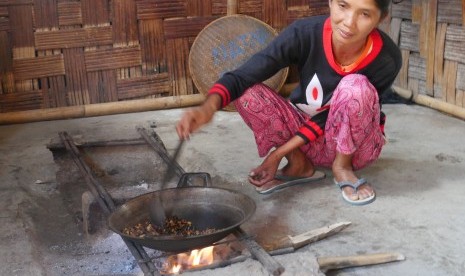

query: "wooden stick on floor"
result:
(317, 252), (406, 271)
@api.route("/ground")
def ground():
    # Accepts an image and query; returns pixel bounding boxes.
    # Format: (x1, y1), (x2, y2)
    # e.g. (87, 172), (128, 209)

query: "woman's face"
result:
(329, 0), (383, 46)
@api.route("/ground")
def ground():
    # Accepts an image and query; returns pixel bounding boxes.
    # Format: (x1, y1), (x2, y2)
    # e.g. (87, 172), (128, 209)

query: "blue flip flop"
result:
(334, 178), (376, 205)
(256, 170), (326, 195)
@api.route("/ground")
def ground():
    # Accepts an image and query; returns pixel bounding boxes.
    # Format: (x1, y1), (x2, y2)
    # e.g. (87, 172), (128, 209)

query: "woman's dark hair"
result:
(375, 0), (404, 18)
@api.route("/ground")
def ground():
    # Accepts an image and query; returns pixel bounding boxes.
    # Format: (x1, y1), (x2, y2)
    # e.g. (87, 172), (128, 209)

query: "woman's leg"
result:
(233, 84), (316, 177)
(322, 74), (385, 201)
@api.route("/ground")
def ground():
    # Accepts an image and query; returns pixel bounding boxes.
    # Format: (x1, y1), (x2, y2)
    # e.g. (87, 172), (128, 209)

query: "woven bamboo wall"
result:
(0, 0), (329, 114)
(390, 0), (465, 107)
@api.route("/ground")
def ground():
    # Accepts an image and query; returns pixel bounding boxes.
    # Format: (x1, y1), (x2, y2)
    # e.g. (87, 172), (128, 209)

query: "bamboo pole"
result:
(0, 94), (205, 125)
(227, 0), (238, 16)
(393, 86), (465, 121)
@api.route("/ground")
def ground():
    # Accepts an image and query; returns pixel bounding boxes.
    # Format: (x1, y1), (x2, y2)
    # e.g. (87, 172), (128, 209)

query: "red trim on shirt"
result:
(208, 83), (231, 108)
(323, 18), (383, 76)
(307, 120), (324, 136)
(299, 126), (317, 141)
(298, 120), (324, 142)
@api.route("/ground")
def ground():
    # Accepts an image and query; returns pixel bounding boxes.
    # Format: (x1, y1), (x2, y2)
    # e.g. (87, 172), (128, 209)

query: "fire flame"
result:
(165, 246), (215, 274)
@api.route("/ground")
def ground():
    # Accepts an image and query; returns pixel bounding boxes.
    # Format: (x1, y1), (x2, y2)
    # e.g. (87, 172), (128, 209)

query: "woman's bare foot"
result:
(278, 149), (316, 178)
(253, 148), (318, 193)
(332, 152), (374, 202)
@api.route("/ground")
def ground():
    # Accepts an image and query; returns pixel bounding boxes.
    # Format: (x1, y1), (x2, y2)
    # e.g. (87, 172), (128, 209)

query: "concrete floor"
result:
(1, 102), (464, 276)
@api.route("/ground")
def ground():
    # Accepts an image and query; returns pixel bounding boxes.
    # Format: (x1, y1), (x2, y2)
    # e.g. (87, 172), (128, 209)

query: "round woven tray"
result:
(189, 14), (289, 111)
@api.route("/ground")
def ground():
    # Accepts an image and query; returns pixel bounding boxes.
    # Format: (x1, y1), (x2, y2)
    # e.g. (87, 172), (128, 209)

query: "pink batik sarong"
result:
(233, 74), (386, 170)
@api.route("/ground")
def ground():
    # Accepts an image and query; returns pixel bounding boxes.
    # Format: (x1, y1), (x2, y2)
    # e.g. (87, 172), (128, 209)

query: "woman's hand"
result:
(248, 135), (307, 186)
(176, 106), (213, 139)
(176, 94), (222, 140)
(248, 151), (282, 186)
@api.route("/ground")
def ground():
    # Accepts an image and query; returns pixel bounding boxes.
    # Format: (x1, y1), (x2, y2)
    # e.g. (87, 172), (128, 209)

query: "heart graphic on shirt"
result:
(296, 74), (329, 116)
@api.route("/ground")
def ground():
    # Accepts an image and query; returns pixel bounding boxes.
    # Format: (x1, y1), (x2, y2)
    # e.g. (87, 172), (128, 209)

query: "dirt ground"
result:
(1, 102), (464, 276)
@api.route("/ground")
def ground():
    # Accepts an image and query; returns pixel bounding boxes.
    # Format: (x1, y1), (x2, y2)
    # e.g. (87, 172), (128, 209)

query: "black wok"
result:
(108, 173), (256, 253)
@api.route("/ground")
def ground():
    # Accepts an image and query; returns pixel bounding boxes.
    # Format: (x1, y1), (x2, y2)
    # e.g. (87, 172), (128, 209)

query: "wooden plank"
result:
(287, 0), (308, 7)
(445, 24), (465, 42)
(411, 0), (422, 23)
(434, 23), (447, 85)
(63, 48), (89, 106)
(432, 82), (444, 100)
(33, 0), (59, 28)
(166, 38), (193, 96)
(13, 54), (65, 80)
(116, 73), (171, 100)
(187, 0), (212, 17)
(0, 17), (8, 31)
(437, 0), (463, 25)
(113, 0), (141, 95)
(136, 0), (186, 20)
(418, 2), (428, 57)
(47, 75), (67, 107)
(58, 1), (82, 26)
(408, 53), (426, 82)
(456, 89), (464, 108)
(139, 19), (167, 75)
(263, 0), (287, 30)
(0, 90), (43, 112)
(416, 80), (426, 97)
(463, 0), (465, 26)
(308, 0), (328, 8)
(81, 0), (109, 26)
(0, 6), (8, 16)
(444, 25), (465, 62)
(463, 89), (465, 108)
(113, 0), (138, 46)
(239, 0), (262, 14)
(391, 0), (411, 20)
(9, 5), (35, 97)
(399, 21), (419, 52)
(0, 31), (14, 93)
(287, 7), (329, 25)
(0, 71), (15, 94)
(9, 5), (34, 48)
(443, 60), (458, 104)
(444, 41), (465, 64)
(39, 77), (50, 107)
(425, 0), (437, 95)
(212, 0), (227, 15)
(84, 46), (142, 72)
(389, 17), (402, 45)
(408, 78), (419, 97)
(0, 0), (32, 5)
(35, 26), (113, 50)
(87, 70), (117, 103)
(163, 16), (217, 39)
(398, 49), (410, 89)
(85, 71), (99, 104)
(457, 63), (465, 91)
